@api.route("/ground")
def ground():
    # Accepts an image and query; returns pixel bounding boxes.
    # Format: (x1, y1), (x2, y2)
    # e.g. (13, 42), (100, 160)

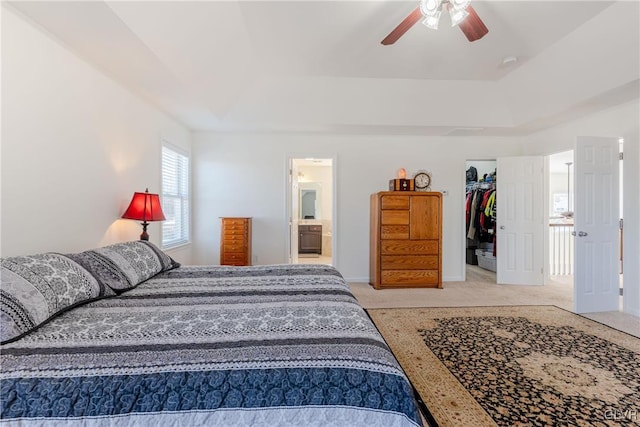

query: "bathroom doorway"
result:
(287, 156), (336, 266)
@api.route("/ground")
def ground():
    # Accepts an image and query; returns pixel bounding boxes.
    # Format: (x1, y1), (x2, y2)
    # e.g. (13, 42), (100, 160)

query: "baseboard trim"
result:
(344, 277), (370, 283)
(347, 276), (462, 283)
(623, 306), (640, 317)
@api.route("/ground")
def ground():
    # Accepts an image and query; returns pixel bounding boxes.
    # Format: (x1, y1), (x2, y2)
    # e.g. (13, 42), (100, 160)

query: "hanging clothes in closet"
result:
(465, 181), (496, 246)
(465, 168), (497, 266)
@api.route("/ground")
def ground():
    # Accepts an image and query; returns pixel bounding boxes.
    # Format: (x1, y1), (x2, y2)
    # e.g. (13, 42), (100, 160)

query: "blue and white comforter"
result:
(1, 264), (422, 426)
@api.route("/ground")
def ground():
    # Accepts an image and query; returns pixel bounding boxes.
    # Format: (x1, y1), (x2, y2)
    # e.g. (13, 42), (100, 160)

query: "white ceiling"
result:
(8, 0), (639, 136)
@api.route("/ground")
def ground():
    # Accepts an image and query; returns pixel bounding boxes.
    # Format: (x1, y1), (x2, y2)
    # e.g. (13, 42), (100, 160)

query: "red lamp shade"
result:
(122, 188), (165, 240)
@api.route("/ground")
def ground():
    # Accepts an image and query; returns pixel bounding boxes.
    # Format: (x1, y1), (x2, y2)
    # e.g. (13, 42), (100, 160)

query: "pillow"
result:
(0, 253), (115, 344)
(68, 241), (179, 293)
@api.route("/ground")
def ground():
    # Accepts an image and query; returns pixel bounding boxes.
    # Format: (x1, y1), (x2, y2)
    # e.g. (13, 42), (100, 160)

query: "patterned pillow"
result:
(0, 253), (115, 344)
(69, 241), (180, 293)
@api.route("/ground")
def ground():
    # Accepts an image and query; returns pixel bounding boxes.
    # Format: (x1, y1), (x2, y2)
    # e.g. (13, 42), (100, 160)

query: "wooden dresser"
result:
(370, 192), (442, 289)
(220, 217), (252, 266)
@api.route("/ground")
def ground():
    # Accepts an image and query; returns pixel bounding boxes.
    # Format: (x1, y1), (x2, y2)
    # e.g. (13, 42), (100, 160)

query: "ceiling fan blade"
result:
(458, 5), (488, 42)
(381, 7), (422, 45)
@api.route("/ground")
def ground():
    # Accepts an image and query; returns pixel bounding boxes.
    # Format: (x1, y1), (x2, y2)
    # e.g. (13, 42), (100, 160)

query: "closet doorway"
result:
(464, 160), (497, 284)
(287, 156), (336, 266)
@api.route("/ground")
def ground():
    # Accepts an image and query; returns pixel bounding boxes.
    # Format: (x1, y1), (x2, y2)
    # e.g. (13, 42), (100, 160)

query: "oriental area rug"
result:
(367, 306), (640, 427)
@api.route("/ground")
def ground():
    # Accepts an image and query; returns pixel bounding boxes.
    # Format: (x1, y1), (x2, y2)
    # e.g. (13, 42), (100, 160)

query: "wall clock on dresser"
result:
(413, 170), (432, 191)
(370, 192), (442, 289)
(220, 217), (252, 266)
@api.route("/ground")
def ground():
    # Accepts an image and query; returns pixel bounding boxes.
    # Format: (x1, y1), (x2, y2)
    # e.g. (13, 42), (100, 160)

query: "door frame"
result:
(284, 153), (338, 268)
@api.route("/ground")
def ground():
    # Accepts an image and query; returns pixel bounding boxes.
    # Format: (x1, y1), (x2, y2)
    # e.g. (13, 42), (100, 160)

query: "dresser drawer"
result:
(223, 218), (248, 226)
(381, 225), (409, 239)
(224, 224), (247, 232)
(381, 195), (409, 210)
(223, 230), (247, 239)
(223, 242), (246, 253)
(381, 255), (438, 270)
(223, 253), (247, 264)
(381, 210), (409, 225)
(381, 240), (439, 255)
(381, 270), (439, 286)
(299, 224), (322, 232)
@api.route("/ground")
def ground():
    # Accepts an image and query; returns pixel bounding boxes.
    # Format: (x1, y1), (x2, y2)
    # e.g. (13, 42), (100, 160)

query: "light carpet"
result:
(368, 306), (640, 427)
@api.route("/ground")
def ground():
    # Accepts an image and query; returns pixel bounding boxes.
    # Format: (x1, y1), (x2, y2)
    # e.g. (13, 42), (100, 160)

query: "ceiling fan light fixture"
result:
(449, 7), (469, 26)
(450, 0), (471, 11)
(422, 11), (442, 29)
(420, 0), (443, 17)
(380, 0), (487, 45)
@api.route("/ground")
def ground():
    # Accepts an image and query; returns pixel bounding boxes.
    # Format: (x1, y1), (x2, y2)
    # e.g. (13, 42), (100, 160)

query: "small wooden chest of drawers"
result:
(220, 217), (252, 266)
(370, 192), (442, 289)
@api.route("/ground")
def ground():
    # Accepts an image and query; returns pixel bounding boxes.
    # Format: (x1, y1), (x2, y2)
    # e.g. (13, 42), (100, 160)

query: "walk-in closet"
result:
(465, 160), (497, 282)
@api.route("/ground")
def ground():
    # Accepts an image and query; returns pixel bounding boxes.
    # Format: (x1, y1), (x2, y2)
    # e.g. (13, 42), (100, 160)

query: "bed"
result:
(0, 241), (422, 426)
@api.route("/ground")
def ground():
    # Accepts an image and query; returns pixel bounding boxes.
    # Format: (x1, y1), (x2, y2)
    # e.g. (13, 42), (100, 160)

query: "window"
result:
(161, 143), (190, 248)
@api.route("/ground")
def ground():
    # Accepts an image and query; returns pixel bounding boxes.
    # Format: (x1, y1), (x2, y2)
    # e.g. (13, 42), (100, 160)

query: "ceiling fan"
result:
(381, 0), (488, 45)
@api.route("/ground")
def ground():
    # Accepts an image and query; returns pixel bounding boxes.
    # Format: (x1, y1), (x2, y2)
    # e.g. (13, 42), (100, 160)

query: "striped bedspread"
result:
(1, 264), (422, 426)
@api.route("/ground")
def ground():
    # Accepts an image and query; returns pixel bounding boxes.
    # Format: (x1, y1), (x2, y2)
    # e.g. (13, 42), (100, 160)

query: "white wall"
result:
(1, 7), (192, 263)
(192, 134), (523, 281)
(523, 100), (640, 316)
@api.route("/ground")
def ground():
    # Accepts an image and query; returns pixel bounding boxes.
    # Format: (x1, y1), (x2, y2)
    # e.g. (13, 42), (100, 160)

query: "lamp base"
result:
(140, 221), (150, 241)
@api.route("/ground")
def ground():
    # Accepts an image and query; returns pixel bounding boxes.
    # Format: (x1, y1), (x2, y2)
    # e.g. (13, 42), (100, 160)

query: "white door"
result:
(289, 159), (299, 264)
(573, 137), (620, 313)
(497, 156), (544, 285)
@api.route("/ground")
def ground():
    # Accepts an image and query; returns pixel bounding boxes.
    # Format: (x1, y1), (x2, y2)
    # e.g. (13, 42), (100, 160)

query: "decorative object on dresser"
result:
(121, 188), (166, 240)
(413, 170), (432, 191)
(389, 167), (415, 191)
(370, 191), (442, 289)
(388, 178), (415, 191)
(220, 217), (252, 266)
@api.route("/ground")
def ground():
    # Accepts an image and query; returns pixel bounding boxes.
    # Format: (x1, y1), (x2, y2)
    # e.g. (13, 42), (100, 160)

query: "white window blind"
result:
(161, 144), (190, 249)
